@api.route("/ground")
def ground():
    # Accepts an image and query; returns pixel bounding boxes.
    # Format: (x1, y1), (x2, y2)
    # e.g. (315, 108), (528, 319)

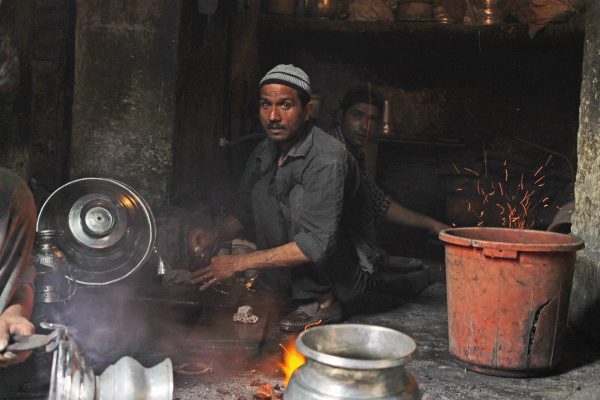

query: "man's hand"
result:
(191, 242), (310, 291)
(188, 217), (245, 267)
(0, 313), (35, 368)
(188, 228), (219, 265)
(190, 254), (243, 291)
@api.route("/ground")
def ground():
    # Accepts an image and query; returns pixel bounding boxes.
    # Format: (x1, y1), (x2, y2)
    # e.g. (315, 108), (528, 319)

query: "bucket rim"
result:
(439, 227), (584, 252)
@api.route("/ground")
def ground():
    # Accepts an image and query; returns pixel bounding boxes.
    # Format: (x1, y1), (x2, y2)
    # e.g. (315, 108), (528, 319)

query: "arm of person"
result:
(191, 241), (310, 290)
(0, 282), (35, 367)
(386, 201), (450, 235)
(188, 215), (245, 260)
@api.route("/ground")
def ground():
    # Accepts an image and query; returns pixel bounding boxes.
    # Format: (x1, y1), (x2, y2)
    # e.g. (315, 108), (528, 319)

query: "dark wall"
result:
(29, 0), (75, 203)
(171, 0), (233, 208)
(0, 0), (75, 206)
(0, 1), (34, 179)
(171, 0), (264, 215)
(71, 0), (179, 207)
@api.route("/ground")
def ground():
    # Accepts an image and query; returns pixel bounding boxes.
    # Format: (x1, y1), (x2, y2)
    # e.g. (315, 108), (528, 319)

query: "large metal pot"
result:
(285, 324), (421, 400)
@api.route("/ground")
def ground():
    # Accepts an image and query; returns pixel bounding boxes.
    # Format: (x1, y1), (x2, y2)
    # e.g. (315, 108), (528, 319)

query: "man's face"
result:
(259, 84), (311, 144)
(339, 102), (380, 148)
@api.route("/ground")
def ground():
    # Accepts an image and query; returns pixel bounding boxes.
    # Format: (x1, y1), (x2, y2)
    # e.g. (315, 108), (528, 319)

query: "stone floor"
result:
(2, 264), (600, 400)
(171, 270), (600, 400)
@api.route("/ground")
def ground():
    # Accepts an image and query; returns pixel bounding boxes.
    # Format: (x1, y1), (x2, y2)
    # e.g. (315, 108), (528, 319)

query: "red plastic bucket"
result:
(439, 227), (584, 377)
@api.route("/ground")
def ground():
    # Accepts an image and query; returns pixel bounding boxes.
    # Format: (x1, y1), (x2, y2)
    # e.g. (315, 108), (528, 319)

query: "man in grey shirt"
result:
(189, 65), (377, 332)
(0, 168), (36, 367)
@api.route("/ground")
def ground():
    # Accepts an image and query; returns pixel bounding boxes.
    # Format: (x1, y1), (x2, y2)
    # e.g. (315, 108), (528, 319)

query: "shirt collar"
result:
(256, 124), (314, 172)
(283, 123), (314, 161)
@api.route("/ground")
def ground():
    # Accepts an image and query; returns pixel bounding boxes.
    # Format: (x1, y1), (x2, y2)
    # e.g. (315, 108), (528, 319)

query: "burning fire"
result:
(452, 151), (556, 229)
(278, 337), (305, 386)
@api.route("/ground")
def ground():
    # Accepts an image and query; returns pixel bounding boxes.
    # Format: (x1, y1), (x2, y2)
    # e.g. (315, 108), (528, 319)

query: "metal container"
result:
(396, 0), (433, 21)
(32, 230), (74, 303)
(306, 0), (338, 19)
(481, 0), (499, 25)
(433, 5), (454, 23)
(440, 227), (584, 376)
(46, 324), (173, 400)
(266, 0), (296, 15)
(285, 324), (421, 400)
(37, 178), (157, 286)
(95, 356), (173, 400)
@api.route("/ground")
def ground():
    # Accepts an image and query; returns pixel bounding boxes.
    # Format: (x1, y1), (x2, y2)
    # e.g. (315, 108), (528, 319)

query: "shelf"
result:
(258, 14), (584, 48)
(371, 134), (466, 148)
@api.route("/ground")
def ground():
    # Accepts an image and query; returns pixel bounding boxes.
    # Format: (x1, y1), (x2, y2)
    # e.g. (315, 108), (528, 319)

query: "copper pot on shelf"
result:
(396, 0), (433, 21)
(306, 0), (338, 19)
(266, 0), (296, 16)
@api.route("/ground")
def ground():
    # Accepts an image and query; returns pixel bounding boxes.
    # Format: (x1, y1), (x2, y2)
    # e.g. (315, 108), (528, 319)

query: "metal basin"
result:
(37, 177), (156, 285)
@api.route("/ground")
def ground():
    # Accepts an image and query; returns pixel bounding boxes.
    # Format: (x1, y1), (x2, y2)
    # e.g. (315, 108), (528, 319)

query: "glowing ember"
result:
(278, 338), (305, 386)
(304, 319), (323, 330)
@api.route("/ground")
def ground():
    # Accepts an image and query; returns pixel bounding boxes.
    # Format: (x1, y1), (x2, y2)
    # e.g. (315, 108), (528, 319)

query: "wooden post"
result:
(569, 0), (600, 345)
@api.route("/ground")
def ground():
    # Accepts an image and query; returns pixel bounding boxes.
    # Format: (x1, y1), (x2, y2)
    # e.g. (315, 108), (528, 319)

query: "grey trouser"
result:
(0, 168), (36, 313)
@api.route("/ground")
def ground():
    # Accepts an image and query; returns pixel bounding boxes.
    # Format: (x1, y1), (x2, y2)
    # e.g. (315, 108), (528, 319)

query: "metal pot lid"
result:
(37, 178), (156, 286)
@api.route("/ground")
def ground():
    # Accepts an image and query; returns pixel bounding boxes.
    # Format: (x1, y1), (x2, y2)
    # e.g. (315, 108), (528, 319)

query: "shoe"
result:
(279, 301), (343, 332)
(379, 256), (424, 273)
(372, 265), (432, 296)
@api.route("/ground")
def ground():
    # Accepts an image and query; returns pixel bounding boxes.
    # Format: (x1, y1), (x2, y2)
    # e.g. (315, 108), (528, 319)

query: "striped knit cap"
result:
(259, 64), (312, 103)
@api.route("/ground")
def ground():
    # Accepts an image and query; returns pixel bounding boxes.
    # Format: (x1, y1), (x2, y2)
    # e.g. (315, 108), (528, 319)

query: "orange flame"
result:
(278, 338), (306, 387)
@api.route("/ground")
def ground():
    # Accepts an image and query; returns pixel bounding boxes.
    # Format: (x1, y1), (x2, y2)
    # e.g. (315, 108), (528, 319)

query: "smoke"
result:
(35, 276), (289, 378)
(36, 283), (196, 370)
